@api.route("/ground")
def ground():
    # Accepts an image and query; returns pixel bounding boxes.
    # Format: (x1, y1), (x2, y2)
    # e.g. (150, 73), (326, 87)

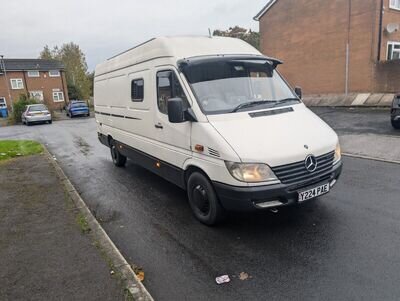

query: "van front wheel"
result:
(187, 172), (225, 226)
(110, 141), (127, 167)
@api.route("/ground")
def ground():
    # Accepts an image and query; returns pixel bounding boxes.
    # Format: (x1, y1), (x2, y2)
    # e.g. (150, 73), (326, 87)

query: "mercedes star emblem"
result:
(305, 155), (318, 172)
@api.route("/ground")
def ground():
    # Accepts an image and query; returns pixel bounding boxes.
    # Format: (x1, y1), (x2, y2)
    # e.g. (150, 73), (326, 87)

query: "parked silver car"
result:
(22, 104), (52, 126)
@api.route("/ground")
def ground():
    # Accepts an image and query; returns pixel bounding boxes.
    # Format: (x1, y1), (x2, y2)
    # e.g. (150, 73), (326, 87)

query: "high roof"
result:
(254, 0), (278, 21)
(95, 36), (261, 76)
(0, 59), (64, 71)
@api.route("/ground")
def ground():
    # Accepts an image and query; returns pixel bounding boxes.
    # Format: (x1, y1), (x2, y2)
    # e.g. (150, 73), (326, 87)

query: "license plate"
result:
(298, 183), (330, 202)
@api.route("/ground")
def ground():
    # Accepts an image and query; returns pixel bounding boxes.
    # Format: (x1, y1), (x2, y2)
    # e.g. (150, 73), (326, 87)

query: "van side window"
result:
(131, 79), (144, 102)
(157, 71), (188, 114)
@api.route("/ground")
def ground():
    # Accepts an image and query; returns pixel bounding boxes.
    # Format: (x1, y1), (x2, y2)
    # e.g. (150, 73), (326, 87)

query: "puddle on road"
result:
(73, 136), (92, 156)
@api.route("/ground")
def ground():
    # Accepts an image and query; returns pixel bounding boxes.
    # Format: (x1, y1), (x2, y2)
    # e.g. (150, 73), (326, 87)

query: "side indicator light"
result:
(156, 162), (161, 168)
(195, 144), (204, 152)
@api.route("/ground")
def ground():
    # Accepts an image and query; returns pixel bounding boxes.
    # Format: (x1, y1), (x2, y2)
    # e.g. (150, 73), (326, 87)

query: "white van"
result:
(94, 36), (342, 225)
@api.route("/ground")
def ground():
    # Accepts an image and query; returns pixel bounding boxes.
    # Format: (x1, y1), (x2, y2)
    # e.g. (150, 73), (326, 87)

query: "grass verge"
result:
(0, 140), (43, 161)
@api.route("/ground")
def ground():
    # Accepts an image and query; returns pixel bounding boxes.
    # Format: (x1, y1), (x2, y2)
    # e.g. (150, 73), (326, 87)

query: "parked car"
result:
(94, 36), (342, 225)
(66, 100), (90, 118)
(391, 94), (400, 129)
(22, 104), (52, 126)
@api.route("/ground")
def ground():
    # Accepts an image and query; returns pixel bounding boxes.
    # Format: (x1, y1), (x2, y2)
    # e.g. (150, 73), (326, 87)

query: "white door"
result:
(153, 68), (192, 168)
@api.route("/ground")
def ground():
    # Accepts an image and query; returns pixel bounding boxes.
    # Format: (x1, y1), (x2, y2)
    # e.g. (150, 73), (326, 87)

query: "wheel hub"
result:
(193, 185), (210, 215)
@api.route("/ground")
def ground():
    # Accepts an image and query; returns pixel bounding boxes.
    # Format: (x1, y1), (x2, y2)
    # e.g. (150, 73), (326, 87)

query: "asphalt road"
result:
(1, 109), (400, 300)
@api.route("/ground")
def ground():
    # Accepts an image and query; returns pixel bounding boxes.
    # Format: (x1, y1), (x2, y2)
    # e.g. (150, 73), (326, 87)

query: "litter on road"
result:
(216, 275), (231, 285)
(239, 272), (250, 281)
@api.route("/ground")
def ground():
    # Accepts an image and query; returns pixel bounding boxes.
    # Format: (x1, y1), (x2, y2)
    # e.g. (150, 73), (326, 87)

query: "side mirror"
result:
(295, 86), (303, 99)
(167, 98), (185, 123)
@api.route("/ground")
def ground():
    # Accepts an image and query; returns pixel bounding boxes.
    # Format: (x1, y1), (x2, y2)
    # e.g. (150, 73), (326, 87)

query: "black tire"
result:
(26, 121), (31, 126)
(48, 120), (52, 124)
(392, 119), (400, 129)
(187, 172), (226, 226)
(110, 140), (127, 167)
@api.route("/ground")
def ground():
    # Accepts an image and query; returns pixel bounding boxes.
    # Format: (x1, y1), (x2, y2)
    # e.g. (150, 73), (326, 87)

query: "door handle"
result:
(155, 123), (163, 129)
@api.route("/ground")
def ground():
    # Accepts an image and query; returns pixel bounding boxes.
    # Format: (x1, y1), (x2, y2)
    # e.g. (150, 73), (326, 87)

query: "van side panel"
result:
(94, 59), (192, 185)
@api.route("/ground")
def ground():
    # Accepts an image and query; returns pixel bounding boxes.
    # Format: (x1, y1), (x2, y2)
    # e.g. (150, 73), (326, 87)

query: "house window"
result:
(49, 70), (60, 77)
(131, 79), (144, 102)
(156, 70), (188, 114)
(387, 41), (400, 60)
(30, 91), (44, 102)
(53, 91), (64, 102)
(0, 97), (6, 108)
(27, 71), (40, 77)
(10, 79), (24, 89)
(390, 0), (400, 10)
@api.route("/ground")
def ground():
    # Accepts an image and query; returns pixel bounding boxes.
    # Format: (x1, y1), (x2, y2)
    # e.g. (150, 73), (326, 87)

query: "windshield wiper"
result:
(231, 101), (271, 113)
(272, 98), (300, 106)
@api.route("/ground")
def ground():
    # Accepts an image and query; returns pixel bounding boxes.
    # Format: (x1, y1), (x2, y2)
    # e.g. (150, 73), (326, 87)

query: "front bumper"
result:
(26, 115), (52, 122)
(213, 162), (343, 212)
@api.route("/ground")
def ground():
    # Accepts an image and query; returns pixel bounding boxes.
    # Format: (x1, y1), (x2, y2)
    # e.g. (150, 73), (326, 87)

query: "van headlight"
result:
(225, 162), (278, 183)
(334, 142), (341, 164)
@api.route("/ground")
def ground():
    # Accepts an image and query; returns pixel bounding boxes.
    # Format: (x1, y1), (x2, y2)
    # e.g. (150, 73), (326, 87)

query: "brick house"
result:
(254, 0), (400, 95)
(0, 59), (69, 115)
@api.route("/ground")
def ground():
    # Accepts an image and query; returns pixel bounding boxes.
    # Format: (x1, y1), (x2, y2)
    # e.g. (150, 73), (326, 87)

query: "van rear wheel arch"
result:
(107, 135), (113, 147)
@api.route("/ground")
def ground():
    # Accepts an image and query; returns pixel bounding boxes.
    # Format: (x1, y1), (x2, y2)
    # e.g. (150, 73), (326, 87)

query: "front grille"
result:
(272, 151), (335, 185)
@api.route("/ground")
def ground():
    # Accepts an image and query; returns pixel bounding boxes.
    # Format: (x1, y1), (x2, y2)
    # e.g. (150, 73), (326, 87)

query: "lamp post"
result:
(0, 55), (13, 113)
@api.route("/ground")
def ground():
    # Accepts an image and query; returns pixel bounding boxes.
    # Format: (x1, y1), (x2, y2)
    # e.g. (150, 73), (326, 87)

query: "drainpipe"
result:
(377, 0), (384, 61)
(345, 0), (352, 96)
(0, 55), (13, 112)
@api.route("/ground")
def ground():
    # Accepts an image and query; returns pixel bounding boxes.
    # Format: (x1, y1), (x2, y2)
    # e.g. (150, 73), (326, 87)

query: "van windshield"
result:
(180, 57), (299, 115)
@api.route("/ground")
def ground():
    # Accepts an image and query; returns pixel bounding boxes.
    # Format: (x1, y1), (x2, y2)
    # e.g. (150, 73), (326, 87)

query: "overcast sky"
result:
(1, 0), (266, 70)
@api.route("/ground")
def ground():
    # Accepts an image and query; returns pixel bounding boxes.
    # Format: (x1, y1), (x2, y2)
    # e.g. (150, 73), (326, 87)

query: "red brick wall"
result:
(259, 0), (380, 94)
(0, 70), (68, 112)
(374, 60), (400, 92)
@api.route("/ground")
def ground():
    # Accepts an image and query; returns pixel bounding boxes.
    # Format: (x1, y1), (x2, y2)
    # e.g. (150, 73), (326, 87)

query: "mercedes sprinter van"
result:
(94, 36), (342, 225)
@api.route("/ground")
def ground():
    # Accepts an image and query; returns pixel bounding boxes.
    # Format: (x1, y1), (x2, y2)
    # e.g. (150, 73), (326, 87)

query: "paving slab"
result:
(351, 93), (370, 106)
(365, 93), (385, 105)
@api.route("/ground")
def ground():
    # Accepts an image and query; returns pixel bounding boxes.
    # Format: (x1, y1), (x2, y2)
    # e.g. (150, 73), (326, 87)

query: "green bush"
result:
(12, 94), (38, 123)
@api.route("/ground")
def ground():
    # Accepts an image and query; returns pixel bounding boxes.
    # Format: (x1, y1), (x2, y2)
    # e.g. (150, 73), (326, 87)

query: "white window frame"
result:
(0, 97), (6, 108)
(390, 0), (400, 10)
(49, 70), (60, 77)
(29, 91), (44, 102)
(10, 78), (24, 90)
(27, 70), (40, 77)
(53, 91), (64, 102)
(387, 41), (400, 60)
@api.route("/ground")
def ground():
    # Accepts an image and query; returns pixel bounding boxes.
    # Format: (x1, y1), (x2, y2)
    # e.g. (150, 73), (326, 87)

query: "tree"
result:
(87, 71), (95, 98)
(213, 26), (260, 50)
(39, 42), (91, 100)
(39, 45), (53, 60)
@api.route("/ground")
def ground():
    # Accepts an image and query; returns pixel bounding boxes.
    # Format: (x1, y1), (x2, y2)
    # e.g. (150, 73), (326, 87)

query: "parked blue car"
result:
(66, 100), (90, 118)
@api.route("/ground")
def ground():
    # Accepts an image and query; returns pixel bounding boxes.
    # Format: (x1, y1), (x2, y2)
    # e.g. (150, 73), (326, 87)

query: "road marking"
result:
(343, 152), (400, 165)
